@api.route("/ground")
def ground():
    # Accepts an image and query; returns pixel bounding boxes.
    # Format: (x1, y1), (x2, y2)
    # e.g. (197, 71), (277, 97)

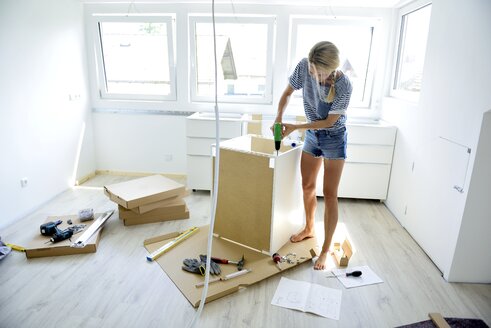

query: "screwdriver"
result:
(327, 270), (362, 278)
(272, 252), (282, 270)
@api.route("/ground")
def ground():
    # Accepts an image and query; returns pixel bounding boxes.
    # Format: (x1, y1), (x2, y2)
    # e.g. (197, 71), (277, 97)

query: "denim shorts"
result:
(303, 127), (347, 160)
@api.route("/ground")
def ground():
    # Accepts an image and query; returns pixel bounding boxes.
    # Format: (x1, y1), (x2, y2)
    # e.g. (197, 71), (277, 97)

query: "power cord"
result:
(187, 0), (220, 326)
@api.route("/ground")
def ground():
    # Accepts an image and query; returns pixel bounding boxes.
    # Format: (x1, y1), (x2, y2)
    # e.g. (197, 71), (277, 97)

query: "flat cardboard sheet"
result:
(104, 175), (186, 209)
(130, 189), (190, 214)
(25, 214), (104, 258)
(121, 206), (190, 226)
(144, 225), (317, 307)
(119, 199), (187, 220)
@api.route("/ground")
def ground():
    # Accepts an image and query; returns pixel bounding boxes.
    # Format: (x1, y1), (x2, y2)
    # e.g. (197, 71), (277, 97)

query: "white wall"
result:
(381, 0), (491, 282)
(0, 0), (94, 229)
(92, 111), (187, 174)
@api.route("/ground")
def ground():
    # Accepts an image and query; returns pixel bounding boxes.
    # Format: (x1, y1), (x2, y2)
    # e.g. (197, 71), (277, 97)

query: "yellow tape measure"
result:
(146, 226), (199, 262)
(6, 243), (26, 252)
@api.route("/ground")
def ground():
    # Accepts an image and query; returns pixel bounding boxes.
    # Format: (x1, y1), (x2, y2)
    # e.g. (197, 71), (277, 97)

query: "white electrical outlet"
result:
(20, 177), (28, 188)
(163, 154), (173, 162)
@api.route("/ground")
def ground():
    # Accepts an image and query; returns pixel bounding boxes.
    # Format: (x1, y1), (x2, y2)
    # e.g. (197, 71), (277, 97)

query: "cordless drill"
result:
(273, 123), (282, 156)
(40, 220), (73, 243)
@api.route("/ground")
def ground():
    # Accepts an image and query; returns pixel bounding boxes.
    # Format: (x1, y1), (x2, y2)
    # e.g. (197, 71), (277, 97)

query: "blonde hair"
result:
(309, 41), (340, 103)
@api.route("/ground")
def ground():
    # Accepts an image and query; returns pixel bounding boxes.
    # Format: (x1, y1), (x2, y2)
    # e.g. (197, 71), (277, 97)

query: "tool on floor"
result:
(274, 122), (282, 156)
(211, 255), (245, 271)
(182, 255), (221, 275)
(195, 268), (252, 288)
(71, 210), (114, 248)
(326, 270), (362, 278)
(66, 224), (86, 235)
(45, 229), (73, 244)
(40, 220), (63, 236)
(146, 226), (199, 261)
(272, 252), (282, 270)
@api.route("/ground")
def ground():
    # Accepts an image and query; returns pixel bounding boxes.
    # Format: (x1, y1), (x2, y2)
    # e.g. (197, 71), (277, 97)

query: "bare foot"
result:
(290, 228), (315, 243)
(313, 250), (333, 270)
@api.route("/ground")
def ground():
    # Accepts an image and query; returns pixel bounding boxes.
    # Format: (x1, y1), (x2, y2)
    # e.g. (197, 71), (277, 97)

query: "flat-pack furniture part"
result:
(119, 205), (190, 226)
(333, 238), (353, 267)
(104, 175), (186, 209)
(213, 135), (304, 256)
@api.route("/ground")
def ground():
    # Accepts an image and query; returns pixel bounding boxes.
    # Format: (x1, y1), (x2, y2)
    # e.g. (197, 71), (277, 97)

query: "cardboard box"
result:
(144, 225), (317, 307)
(25, 214), (105, 259)
(213, 135), (304, 255)
(130, 189), (190, 214)
(333, 238), (353, 267)
(120, 205), (190, 226)
(119, 199), (187, 220)
(104, 175), (186, 209)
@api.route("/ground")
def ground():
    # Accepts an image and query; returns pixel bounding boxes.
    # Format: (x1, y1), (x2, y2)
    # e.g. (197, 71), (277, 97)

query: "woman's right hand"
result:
(270, 120), (282, 135)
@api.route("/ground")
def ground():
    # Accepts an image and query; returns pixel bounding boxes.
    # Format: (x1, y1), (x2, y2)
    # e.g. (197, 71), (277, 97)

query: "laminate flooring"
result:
(1, 174), (490, 328)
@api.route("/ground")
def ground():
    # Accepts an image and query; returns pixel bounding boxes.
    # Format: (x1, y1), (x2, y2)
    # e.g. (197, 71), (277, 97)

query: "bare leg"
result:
(290, 152), (322, 242)
(314, 159), (344, 270)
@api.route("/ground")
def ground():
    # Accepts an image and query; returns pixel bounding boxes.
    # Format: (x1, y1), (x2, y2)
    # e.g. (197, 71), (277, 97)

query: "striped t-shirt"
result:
(289, 58), (352, 130)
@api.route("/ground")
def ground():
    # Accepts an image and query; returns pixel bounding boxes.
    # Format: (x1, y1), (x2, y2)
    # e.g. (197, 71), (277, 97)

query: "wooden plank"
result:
(429, 313), (451, 328)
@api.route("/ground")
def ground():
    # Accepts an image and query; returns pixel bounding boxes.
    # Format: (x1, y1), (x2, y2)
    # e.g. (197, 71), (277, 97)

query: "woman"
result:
(273, 41), (352, 270)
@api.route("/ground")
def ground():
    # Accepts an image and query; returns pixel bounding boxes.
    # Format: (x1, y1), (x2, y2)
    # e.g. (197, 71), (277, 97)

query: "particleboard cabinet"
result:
(186, 112), (245, 191)
(213, 135), (304, 255)
(316, 122), (397, 201)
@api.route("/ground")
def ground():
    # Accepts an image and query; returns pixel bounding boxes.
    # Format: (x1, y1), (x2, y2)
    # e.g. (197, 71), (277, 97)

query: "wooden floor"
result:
(1, 174), (490, 328)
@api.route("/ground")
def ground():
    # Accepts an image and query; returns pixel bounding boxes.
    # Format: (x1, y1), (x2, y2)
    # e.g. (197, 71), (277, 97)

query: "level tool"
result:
(147, 226), (199, 262)
(71, 210), (114, 248)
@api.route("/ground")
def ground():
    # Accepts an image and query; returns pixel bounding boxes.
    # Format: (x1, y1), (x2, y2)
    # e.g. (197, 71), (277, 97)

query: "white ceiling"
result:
(81, 0), (410, 8)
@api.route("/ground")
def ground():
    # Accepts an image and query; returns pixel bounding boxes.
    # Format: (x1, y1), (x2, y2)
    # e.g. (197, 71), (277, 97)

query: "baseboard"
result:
(94, 170), (187, 182)
(75, 172), (96, 186)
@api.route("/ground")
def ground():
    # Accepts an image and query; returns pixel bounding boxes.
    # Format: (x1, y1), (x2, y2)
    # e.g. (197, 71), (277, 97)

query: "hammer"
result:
(211, 255), (245, 271)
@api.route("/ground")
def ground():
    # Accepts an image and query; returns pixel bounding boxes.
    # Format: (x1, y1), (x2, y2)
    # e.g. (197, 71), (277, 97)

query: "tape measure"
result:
(147, 226), (199, 262)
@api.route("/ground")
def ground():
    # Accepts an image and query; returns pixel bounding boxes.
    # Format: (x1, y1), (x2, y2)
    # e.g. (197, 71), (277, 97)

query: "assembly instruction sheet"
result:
(331, 265), (383, 288)
(271, 277), (342, 320)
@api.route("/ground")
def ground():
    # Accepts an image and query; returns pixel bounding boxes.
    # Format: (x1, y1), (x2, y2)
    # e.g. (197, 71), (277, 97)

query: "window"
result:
(290, 17), (379, 108)
(189, 15), (275, 104)
(393, 4), (432, 97)
(93, 15), (176, 101)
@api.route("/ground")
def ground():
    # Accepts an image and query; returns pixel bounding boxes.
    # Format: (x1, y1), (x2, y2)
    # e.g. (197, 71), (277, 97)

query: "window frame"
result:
(390, 1), (432, 102)
(188, 15), (276, 105)
(289, 16), (380, 109)
(90, 14), (177, 101)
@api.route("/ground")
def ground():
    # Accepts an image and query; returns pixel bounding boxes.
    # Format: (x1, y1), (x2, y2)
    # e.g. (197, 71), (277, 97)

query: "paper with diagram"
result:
(331, 265), (383, 288)
(271, 277), (342, 320)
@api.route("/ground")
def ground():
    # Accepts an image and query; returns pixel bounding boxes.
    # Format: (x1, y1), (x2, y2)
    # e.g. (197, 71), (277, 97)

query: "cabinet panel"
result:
(347, 144), (394, 164)
(316, 163), (391, 200)
(186, 119), (242, 138)
(187, 137), (227, 156)
(186, 155), (212, 190)
(348, 125), (396, 145)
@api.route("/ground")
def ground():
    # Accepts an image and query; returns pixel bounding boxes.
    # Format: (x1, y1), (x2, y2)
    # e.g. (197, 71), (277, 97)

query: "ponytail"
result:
(326, 71), (336, 103)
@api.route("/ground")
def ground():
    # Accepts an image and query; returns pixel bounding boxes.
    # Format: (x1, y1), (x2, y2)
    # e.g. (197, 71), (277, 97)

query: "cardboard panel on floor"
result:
(25, 214), (105, 258)
(121, 206), (190, 226)
(144, 225), (317, 307)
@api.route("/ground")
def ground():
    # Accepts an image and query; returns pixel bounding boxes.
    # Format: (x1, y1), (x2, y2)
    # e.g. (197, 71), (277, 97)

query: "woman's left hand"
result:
(282, 123), (297, 138)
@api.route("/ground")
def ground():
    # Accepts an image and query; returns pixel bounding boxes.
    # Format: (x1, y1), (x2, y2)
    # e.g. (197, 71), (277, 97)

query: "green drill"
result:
(274, 123), (282, 156)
